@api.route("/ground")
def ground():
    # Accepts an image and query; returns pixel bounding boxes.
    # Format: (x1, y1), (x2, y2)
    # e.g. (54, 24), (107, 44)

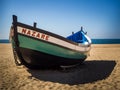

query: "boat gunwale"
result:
(18, 33), (89, 53)
(12, 16), (90, 54)
(16, 22), (79, 46)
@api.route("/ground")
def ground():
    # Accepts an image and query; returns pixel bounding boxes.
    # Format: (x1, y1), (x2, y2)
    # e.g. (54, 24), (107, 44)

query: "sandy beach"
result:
(0, 44), (120, 90)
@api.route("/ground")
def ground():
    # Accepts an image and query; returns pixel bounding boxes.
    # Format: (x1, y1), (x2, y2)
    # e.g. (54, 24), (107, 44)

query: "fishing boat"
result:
(9, 15), (91, 69)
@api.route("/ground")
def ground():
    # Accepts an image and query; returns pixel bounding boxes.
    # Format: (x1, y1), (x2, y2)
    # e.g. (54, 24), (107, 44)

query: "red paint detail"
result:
(21, 28), (50, 41)
(45, 35), (49, 40)
(22, 28), (27, 34)
(36, 33), (40, 38)
(41, 34), (45, 39)
(27, 30), (31, 35)
(32, 31), (36, 37)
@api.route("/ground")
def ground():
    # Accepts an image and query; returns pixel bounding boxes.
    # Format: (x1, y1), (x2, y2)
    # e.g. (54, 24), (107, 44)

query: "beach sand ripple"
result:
(0, 44), (120, 90)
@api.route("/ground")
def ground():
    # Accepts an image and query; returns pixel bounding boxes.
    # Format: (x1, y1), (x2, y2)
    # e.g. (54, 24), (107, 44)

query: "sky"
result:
(0, 0), (120, 39)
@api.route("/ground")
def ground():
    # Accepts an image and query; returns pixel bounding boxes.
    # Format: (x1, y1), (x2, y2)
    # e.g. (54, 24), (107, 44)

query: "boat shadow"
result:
(27, 60), (116, 85)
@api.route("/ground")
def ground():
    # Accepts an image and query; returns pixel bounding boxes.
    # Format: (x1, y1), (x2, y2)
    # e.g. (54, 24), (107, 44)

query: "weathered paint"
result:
(17, 26), (90, 52)
(18, 34), (87, 59)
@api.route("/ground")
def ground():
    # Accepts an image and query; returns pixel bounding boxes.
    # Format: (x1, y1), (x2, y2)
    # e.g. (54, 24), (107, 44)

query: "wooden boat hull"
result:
(19, 47), (85, 67)
(17, 34), (87, 68)
(10, 15), (91, 68)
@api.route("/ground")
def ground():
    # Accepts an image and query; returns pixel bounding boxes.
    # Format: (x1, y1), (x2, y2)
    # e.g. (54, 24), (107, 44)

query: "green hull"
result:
(10, 15), (91, 68)
(18, 34), (87, 59)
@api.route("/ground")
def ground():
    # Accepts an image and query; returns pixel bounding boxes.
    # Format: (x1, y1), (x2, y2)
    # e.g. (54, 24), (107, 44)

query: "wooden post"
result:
(81, 26), (83, 31)
(33, 22), (37, 28)
(13, 15), (17, 23)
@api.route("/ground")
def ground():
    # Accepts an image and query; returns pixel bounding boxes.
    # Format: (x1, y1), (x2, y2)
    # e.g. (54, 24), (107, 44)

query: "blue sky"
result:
(0, 0), (120, 39)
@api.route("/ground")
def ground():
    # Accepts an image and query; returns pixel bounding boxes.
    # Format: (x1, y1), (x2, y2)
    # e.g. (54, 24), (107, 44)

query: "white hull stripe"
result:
(17, 26), (90, 52)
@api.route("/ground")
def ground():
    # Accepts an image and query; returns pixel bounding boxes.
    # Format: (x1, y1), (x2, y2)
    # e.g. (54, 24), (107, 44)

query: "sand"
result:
(0, 44), (120, 90)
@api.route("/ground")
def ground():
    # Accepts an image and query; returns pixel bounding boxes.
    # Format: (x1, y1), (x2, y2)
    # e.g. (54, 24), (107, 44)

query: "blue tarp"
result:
(67, 30), (88, 43)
